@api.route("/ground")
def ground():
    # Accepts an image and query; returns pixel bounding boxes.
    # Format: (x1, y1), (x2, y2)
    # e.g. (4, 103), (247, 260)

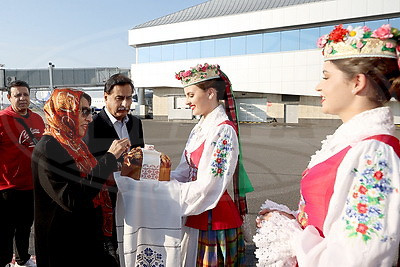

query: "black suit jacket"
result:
(84, 108), (144, 163)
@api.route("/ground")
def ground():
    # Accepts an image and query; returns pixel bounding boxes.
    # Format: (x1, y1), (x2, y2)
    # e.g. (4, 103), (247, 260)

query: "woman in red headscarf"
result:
(31, 88), (130, 267)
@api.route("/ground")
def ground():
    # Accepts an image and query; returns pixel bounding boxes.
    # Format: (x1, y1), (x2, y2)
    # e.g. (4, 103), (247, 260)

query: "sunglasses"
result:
(80, 107), (92, 118)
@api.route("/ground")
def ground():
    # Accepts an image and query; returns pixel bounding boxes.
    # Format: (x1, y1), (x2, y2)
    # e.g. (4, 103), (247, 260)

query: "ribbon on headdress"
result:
(219, 70), (254, 216)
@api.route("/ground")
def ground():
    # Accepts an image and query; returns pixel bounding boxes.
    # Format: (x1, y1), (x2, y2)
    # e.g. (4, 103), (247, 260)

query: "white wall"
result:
(131, 49), (322, 97)
(129, 0), (400, 46)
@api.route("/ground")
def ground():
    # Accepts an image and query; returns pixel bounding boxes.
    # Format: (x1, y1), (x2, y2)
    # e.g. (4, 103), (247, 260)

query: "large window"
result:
(174, 43), (187, 61)
(215, 37), (230, 57)
(137, 17), (400, 63)
(263, 32), (280, 53)
(149, 45), (161, 62)
(161, 44), (173, 61)
(365, 19), (389, 29)
(138, 47), (149, 63)
(246, 34), (263, 54)
(281, 30), (299, 51)
(200, 39), (215, 58)
(389, 17), (400, 28)
(319, 25), (333, 36)
(187, 41), (201, 59)
(300, 28), (319, 49)
(231, 36), (246, 55)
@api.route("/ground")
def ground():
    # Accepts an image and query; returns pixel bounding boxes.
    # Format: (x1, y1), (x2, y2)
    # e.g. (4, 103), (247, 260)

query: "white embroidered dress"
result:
(115, 105), (240, 267)
(171, 104), (239, 266)
(254, 107), (400, 267)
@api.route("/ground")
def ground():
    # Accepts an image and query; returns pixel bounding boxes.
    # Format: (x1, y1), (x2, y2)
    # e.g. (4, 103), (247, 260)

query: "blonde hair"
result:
(331, 58), (400, 104)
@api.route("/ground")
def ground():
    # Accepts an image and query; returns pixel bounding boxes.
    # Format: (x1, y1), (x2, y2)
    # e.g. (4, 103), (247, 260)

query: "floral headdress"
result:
(174, 63), (254, 217)
(317, 24), (400, 61)
(175, 63), (220, 87)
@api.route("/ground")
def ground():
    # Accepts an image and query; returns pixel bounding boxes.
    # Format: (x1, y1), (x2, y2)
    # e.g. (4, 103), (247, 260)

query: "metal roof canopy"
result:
(133, 0), (330, 29)
(0, 67), (130, 90)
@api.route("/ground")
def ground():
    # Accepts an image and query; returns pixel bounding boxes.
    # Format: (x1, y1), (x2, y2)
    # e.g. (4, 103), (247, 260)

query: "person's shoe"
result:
(14, 259), (36, 267)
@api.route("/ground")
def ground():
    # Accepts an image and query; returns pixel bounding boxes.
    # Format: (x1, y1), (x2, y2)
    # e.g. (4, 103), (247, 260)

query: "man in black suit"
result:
(84, 73), (144, 267)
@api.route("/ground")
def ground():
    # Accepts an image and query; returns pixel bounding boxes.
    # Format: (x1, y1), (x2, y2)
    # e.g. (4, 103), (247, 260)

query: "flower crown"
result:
(317, 24), (400, 61)
(175, 63), (220, 87)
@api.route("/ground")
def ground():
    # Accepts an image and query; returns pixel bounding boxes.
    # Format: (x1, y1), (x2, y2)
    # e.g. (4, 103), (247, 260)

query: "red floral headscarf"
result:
(44, 88), (97, 175)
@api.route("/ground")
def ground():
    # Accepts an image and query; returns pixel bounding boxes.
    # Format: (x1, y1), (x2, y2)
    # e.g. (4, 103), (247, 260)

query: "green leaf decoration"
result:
(363, 32), (372, 38)
(382, 46), (395, 52)
(349, 232), (358, 237)
(363, 235), (371, 242)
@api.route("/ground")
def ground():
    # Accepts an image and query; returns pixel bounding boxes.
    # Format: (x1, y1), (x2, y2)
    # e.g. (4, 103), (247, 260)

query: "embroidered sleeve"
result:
(210, 132), (234, 177)
(292, 140), (400, 266)
(343, 150), (396, 242)
(178, 124), (239, 216)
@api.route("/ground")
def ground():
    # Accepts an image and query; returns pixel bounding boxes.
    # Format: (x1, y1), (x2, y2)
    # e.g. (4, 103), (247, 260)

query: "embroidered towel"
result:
(115, 172), (182, 267)
(140, 147), (161, 180)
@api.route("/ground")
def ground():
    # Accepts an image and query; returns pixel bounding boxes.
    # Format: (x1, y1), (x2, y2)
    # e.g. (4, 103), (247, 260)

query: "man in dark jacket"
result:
(0, 80), (45, 267)
(84, 74), (144, 266)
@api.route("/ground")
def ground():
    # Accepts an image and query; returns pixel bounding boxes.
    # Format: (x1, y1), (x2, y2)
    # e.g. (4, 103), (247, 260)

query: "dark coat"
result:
(82, 108), (144, 256)
(84, 108), (144, 162)
(31, 135), (118, 267)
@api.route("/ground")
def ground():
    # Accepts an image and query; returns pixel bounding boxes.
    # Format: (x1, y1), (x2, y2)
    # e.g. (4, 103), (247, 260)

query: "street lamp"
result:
(48, 62), (55, 91)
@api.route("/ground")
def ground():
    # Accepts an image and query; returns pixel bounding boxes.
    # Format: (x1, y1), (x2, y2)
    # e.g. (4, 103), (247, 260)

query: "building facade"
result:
(129, 0), (400, 123)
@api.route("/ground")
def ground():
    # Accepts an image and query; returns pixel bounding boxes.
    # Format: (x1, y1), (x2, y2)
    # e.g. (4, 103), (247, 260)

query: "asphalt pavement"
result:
(27, 120), (400, 266)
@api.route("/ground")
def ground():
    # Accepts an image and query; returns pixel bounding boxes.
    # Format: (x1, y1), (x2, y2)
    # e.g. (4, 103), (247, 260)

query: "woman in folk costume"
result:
(254, 24), (400, 266)
(31, 88), (130, 267)
(173, 63), (254, 266)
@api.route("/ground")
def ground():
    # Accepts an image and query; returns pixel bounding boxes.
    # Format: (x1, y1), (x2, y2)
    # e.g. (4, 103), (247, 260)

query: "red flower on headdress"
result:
(329, 24), (349, 43)
(175, 73), (182, 80)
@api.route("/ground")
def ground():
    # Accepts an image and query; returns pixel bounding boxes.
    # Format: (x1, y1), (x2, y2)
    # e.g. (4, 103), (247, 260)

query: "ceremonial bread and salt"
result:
(121, 144), (171, 181)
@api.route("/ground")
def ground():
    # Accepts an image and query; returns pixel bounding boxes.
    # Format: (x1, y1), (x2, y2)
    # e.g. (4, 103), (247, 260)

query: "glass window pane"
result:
(319, 25), (334, 36)
(138, 47), (149, 63)
(389, 17), (400, 29)
(231, 36), (246, 55)
(187, 41), (200, 59)
(300, 27), (320, 49)
(281, 30), (299, 51)
(149, 45), (161, 62)
(263, 32), (280, 52)
(215, 37), (230, 57)
(342, 22), (364, 29)
(174, 43), (187, 61)
(200, 39), (215, 58)
(161, 44), (173, 61)
(365, 19), (389, 30)
(246, 34), (263, 54)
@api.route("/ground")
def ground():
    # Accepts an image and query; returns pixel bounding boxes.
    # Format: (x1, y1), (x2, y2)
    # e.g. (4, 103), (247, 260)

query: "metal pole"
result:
(137, 88), (145, 105)
(48, 62), (55, 91)
(0, 65), (5, 110)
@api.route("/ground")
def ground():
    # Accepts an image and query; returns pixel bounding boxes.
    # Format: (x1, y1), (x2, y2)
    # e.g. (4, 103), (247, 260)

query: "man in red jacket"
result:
(0, 80), (45, 267)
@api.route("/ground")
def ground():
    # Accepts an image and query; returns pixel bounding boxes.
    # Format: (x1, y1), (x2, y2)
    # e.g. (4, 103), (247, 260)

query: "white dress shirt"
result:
(104, 108), (130, 140)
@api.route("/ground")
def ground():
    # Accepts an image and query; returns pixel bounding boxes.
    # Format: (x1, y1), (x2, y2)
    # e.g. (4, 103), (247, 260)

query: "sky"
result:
(0, 0), (208, 69)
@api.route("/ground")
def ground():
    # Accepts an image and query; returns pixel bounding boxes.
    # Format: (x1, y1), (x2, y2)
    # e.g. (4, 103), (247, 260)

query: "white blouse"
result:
(254, 107), (400, 267)
(171, 104), (239, 216)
